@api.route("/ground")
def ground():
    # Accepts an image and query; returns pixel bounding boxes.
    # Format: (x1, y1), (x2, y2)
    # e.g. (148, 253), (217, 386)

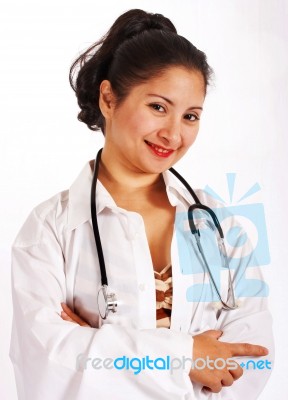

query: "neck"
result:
(98, 147), (164, 194)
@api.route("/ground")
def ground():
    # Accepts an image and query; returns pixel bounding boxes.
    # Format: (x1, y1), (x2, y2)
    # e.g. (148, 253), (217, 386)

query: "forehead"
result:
(128, 66), (206, 101)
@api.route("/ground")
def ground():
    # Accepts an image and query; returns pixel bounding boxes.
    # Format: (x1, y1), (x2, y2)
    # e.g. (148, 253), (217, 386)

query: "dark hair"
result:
(69, 9), (213, 132)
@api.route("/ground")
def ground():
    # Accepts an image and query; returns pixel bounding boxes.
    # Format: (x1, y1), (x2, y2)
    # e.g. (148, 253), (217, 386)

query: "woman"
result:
(10, 9), (273, 400)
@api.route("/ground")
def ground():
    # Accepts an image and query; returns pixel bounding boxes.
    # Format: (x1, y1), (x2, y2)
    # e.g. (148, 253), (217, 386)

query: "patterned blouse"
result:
(154, 264), (173, 328)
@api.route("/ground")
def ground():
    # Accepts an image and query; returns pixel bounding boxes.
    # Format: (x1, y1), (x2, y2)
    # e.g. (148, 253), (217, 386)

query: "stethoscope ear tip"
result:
(235, 299), (242, 308)
(212, 299), (240, 311)
(212, 302), (223, 311)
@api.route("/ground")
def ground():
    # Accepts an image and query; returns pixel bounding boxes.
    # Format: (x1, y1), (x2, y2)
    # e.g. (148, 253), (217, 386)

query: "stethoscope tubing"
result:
(91, 148), (237, 316)
(91, 148), (108, 287)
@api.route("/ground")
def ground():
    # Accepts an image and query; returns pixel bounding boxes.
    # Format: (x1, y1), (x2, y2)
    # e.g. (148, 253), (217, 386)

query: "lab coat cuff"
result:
(172, 332), (193, 375)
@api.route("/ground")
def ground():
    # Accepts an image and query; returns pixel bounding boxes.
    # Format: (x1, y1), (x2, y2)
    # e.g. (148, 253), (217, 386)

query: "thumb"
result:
(199, 329), (223, 340)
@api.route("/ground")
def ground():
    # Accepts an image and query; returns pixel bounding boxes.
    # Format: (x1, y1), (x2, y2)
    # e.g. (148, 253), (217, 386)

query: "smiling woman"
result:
(10, 8), (273, 400)
(99, 67), (205, 176)
(69, 9), (211, 133)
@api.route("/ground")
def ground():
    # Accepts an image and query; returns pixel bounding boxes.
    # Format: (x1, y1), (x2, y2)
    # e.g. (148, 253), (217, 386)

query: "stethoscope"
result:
(91, 149), (238, 319)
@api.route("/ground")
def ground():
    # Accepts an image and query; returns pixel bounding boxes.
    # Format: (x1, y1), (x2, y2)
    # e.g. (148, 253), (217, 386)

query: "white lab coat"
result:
(10, 161), (274, 400)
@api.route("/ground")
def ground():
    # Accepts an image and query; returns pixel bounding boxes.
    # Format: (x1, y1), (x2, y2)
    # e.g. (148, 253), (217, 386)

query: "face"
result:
(100, 66), (206, 175)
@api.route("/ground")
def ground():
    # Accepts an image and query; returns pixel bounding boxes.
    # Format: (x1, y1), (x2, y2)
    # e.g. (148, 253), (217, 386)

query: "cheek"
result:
(182, 127), (200, 148)
(120, 109), (158, 139)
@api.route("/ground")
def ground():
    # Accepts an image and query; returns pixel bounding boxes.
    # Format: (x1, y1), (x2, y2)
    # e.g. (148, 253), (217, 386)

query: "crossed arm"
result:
(60, 303), (269, 394)
(10, 206), (273, 399)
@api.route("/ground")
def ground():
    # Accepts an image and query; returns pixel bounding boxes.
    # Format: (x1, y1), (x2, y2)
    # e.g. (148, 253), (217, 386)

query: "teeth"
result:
(150, 143), (169, 153)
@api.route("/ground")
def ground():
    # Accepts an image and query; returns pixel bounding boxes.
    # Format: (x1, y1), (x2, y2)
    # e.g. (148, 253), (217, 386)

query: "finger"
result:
(229, 364), (243, 381)
(221, 373), (234, 387)
(61, 303), (90, 326)
(230, 342), (269, 357)
(203, 382), (222, 394)
(61, 311), (75, 323)
(200, 330), (223, 340)
(61, 302), (73, 314)
(61, 303), (80, 320)
(61, 310), (89, 326)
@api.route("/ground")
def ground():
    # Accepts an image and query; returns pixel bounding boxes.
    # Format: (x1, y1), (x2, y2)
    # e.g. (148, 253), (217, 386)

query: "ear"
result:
(99, 80), (116, 119)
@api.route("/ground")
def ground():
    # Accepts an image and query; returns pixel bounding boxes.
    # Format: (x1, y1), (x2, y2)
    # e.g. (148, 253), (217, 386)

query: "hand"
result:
(190, 330), (269, 393)
(60, 303), (91, 327)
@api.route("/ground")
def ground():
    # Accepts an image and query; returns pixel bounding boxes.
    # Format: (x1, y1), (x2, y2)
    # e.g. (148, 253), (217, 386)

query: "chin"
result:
(140, 162), (172, 175)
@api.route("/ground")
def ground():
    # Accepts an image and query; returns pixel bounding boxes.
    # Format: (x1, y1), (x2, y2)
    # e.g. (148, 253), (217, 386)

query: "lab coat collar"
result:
(162, 168), (197, 207)
(67, 161), (196, 231)
(67, 162), (117, 231)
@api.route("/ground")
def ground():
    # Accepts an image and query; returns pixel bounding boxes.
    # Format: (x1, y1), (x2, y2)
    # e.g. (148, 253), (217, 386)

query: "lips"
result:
(145, 141), (174, 158)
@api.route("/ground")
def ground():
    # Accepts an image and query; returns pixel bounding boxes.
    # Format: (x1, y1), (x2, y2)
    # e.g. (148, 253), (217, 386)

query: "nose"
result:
(158, 119), (181, 148)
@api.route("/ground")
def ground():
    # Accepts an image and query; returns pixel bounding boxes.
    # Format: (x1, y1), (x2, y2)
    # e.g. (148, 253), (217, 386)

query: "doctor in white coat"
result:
(10, 8), (273, 400)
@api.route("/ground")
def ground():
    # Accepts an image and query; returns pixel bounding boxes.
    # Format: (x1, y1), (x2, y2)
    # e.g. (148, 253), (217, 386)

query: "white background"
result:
(1, 0), (287, 398)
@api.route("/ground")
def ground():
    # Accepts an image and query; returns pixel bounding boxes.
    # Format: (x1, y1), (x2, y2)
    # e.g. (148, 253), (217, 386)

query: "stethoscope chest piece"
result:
(97, 285), (117, 319)
(92, 150), (238, 316)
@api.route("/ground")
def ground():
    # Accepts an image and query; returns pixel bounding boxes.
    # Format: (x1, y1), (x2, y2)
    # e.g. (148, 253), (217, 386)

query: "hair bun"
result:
(106, 9), (177, 47)
(70, 8), (212, 132)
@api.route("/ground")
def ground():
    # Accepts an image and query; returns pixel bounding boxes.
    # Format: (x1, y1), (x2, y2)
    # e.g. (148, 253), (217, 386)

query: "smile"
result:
(145, 141), (174, 158)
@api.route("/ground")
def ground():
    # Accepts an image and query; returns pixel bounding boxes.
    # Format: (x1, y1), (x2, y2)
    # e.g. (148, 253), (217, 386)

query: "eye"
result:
(184, 113), (200, 122)
(149, 103), (165, 113)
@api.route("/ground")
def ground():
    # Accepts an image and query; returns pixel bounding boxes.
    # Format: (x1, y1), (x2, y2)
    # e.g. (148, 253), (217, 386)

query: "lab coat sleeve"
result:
(190, 194), (274, 400)
(10, 205), (195, 400)
(192, 297), (274, 400)
(216, 222), (274, 399)
(216, 299), (273, 400)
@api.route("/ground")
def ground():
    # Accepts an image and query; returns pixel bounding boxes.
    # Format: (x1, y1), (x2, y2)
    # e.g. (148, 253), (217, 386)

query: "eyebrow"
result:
(147, 94), (203, 111)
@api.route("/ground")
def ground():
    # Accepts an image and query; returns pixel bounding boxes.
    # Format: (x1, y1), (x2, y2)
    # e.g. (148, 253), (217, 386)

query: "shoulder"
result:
(13, 162), (93, 248)
(194, 188), (224, 209)
(13, 190), (69, 248)
(164, 169), (224, 209)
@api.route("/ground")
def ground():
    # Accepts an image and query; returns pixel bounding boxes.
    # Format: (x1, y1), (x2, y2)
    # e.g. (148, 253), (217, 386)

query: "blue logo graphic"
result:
(239, 359), (272, 370)
(175, 173), (270, 302)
